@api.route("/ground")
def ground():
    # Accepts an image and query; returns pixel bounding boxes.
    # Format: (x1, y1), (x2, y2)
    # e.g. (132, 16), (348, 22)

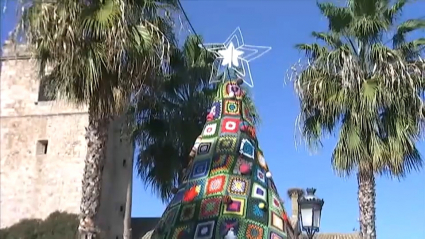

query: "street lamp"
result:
(298, 188), (324, 239)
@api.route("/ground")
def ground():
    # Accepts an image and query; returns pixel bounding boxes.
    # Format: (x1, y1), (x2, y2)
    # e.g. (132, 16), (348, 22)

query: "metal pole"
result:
(307, 232), (315, 239)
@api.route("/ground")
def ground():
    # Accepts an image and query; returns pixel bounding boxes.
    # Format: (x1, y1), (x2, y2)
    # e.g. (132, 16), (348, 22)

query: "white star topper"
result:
(201, 27), (271, 87)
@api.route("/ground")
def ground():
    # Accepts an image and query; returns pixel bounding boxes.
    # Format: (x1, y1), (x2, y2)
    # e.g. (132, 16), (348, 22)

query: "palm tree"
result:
(132, 34), (262, 203)
(288, 0), (425, 238)
(13, 0), (178, 238)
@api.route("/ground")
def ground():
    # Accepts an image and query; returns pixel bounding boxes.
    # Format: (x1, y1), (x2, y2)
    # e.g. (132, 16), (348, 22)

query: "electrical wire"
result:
(176, 0), (233, 80)
(176, 0), (206, 49)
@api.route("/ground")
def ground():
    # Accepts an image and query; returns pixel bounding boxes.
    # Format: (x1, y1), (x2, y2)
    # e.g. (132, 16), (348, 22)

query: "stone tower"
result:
(0, 41), (133, 239)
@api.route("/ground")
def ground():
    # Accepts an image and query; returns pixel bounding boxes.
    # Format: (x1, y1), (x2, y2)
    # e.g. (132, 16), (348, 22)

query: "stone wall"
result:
(0, 42), (133, 239)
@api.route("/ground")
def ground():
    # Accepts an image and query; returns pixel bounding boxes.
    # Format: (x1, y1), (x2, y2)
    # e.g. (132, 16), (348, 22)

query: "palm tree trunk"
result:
(78, 107), (111, 239)
(357, 169), (377, 239)
(123, 157), (133, 239)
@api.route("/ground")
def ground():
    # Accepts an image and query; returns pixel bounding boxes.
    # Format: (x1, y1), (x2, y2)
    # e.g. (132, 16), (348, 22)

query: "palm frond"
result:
(295, 43), (330, 61)
(311, 31), (343, 49)
(317, 2), (353, 33)
(13, 0), (177, 119)
(289, 0), (424, 179)
(392, 19), (425, 47)
(351, 15), (389, 42)
(132, 35), (217, 201)
(241, 87), (262, 126)
(348, 0), (383, 18)
(383, 0), (408, 25)
(396, 38), (425, 59)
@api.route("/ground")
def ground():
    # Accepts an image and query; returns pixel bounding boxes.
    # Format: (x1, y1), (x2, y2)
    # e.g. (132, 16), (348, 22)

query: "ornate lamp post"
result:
(298, 188), (324, 239)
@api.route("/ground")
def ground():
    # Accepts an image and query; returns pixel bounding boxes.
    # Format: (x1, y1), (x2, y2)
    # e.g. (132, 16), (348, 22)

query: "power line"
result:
(176, 0), (233, 80)
(176, 0), (205, 49)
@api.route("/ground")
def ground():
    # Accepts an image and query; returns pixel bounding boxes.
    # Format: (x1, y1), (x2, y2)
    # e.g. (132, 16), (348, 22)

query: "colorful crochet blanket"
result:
(152, 80), (289, 239)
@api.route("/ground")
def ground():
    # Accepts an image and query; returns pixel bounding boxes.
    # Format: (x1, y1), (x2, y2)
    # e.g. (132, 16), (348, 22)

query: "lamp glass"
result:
(300, 206), (313, 228)
(313, 206), (321, 228)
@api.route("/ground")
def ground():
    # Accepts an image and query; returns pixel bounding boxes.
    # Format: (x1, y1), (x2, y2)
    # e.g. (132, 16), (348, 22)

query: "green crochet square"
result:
(246, 198), (269, 226)
(216, 135), (238, 154)
(244, 220), (267, 239)
(210, 155), (235, 176)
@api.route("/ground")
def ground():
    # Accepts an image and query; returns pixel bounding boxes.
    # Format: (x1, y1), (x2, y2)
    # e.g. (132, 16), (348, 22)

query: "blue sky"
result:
(2, 0), (424, 238)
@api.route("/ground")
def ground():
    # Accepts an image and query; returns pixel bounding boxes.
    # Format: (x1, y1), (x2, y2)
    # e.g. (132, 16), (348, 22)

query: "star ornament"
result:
(200, 27), (271, 87)
(218, 42), (243, 68)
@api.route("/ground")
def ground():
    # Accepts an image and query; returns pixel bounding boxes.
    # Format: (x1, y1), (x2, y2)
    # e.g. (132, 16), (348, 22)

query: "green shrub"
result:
(0, 211), (78, 239)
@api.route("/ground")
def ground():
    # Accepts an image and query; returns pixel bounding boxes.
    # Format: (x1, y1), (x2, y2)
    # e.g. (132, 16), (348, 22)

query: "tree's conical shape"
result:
(152, 79), (289, 239)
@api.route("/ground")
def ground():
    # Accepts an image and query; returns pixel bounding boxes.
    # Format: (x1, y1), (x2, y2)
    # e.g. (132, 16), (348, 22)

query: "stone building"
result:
(0, 41), (133, 239)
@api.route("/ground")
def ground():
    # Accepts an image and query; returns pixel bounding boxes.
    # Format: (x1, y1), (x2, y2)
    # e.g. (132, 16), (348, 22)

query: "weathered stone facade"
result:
(0, 42), (133, 239)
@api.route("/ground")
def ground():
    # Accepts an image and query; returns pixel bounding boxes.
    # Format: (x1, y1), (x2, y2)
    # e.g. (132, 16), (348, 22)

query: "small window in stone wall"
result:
(36, 140), (48, 155)
(37, 76), (56, 102)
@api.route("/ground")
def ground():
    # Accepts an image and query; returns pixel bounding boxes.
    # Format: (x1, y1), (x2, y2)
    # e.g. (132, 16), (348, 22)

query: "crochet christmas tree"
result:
(151, 77), (290, 239)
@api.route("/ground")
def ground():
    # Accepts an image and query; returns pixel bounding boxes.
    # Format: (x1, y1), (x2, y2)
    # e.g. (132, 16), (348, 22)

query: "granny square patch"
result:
(183, 179), (206, 202)
(210, 155), (235, 175)
(223, 197), (246, 216)
(171, 224), (194, 239)
(257, 150), (268, 170)
(246, 198), (269, 225)
(223, 82), (243, 99)
(202, 122), (219, 138)
(245, 222), (265, 239)
(269, 230), (286, 239)
(256, 167), (267, 185)
(216, 217), (241, 238)
(194, 220), (215, 239)
(240, 138), (255, 159)
(216, 136), (238, 154)
(205, 175), (226, 196)
(210, 101), (222, 120)
(197, 141), (213, 156)
(233, 157), (252, 175)
(190, 158), (211, 180)
(223, 99), (240, 116)
(179, 203), (196, 222)
(153, 219), (167, 236)
(199, 196), (222, 219)
(269, 192), (283, 214)
(271, 212), (284, 231)
(268, 179), (278, 193)
(228, 176), (250, 196)
(278, 197), (286, 210)
(251, 182), (267, 201)
(164, 205), (179, 226)
(273, 195), (282, 209)
(221, 117), (240, 134)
